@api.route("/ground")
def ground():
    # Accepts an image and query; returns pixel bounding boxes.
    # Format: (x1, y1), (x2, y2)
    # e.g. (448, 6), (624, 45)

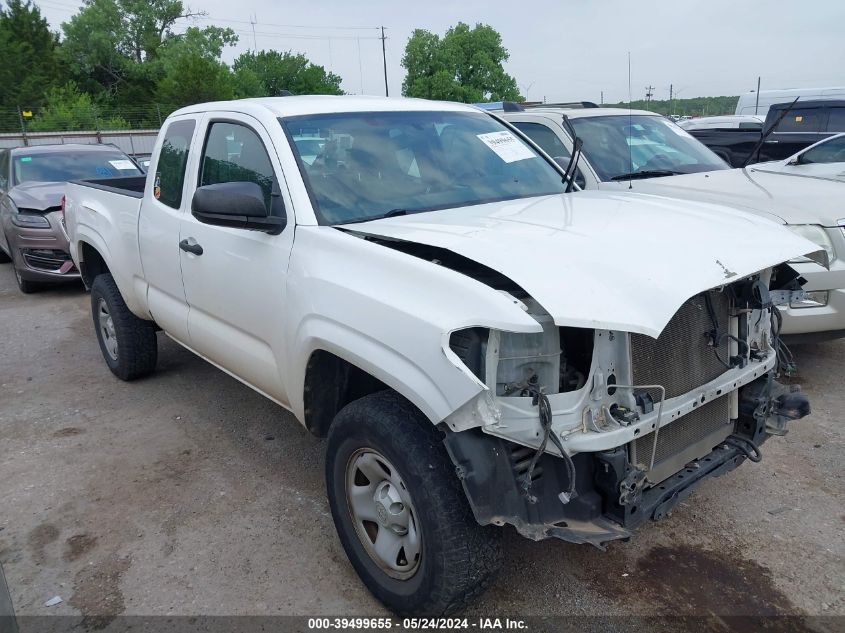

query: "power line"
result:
(186, 14), (379, 31)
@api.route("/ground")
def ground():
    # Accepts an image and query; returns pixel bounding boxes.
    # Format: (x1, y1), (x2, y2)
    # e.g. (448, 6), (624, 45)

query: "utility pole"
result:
(600, 90), (604, 105)
(645, 85), (655, 102)
(380, 26), (389, 97)
(669, 83), (673, 115)
(249, 14), (257, 51)
(754, 76), (761, 115)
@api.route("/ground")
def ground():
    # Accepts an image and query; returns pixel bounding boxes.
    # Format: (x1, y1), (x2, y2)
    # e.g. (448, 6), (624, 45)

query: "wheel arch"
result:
(78, 240), (110, 289)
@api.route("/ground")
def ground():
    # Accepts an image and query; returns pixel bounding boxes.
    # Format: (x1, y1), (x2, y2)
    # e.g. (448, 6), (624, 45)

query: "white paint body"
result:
(65, 96), (819, 436)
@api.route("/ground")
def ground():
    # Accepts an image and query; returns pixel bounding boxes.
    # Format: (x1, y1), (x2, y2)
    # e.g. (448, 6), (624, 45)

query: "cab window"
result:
(826, 108), (845, 133)
(775, 109), (824, 134)
(511, 122), (571, 159)
(199, 121), (276, 213)
(156, 119), (196, 209)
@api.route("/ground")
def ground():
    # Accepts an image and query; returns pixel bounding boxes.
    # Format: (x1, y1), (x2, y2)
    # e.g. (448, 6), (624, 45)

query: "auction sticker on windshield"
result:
(477, 131), (535, 163)
(109, 160), (137, 170)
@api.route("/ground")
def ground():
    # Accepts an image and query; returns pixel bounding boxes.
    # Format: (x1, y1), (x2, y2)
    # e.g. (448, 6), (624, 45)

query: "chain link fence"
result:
(0, 103), (177, 135)
(0, 104), (174, 153)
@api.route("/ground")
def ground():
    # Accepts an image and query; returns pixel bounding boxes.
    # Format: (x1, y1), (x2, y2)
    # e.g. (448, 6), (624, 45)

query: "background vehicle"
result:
(65, 96), (817, 615)
(688, 100), (845, 167)
(735, 86), (845, 116)
(0, 143), (142, 293)
(751, 133), (845, 182)
(499, 105), (845, 342)
(678, 115), (764, 131)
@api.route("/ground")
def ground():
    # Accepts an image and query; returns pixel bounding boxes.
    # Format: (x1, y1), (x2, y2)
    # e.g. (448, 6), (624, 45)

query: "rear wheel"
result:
(90, 273), (157, 380)
(326, 391), (503, 615)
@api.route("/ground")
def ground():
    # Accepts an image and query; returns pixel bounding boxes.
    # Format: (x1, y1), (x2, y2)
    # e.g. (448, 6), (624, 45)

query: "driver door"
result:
(179, 113), (295, 405)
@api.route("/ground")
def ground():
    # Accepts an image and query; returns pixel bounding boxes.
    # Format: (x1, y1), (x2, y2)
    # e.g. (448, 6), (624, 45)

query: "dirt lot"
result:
(1, 266), (843, 628)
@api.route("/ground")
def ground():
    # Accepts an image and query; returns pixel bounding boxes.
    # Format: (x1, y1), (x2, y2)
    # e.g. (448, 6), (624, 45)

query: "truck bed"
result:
(70, 175), (147, 198)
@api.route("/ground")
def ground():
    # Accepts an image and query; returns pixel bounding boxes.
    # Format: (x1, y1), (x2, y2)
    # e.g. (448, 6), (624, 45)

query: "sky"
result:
(33, 0), (845, 104)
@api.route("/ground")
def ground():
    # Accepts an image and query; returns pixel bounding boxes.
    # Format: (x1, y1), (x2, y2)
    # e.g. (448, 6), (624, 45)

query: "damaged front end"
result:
(442, 265), (812, 548)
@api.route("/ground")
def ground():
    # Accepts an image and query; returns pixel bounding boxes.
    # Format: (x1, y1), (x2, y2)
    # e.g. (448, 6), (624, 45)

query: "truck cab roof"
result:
(171, 95), (480, 120)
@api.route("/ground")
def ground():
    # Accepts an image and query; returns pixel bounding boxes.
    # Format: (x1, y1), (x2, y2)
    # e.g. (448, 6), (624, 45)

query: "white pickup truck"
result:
(65, 96), (820, 615)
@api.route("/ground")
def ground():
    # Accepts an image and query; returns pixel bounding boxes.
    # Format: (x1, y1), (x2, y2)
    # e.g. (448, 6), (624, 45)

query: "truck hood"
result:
(9, 181), (65, 211)
(609, 168), (845, 227)
(349, 191), (821, 338)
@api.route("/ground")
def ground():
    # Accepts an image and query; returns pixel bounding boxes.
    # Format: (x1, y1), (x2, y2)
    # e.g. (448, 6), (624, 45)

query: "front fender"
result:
(286, 227), (541, 423)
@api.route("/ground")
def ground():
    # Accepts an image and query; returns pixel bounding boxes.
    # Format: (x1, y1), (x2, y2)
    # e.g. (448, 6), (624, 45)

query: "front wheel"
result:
(326, 391), (503, 616)
(90, 273), (157, 380)
(14, 265), (41, 294)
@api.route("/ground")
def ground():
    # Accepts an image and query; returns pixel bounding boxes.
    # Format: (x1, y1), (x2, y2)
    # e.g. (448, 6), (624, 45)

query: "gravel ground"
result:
(0, 266), (843, 630)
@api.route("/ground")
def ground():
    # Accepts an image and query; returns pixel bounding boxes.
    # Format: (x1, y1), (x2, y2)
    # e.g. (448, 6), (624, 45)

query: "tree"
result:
(0, 0), (63, 109)
(28, 82), (128, 131)
(60, 0), (186, 99)
(232, 50), (343, 97)
(154, 26), (237, 107)
(401, 23), (521, 103)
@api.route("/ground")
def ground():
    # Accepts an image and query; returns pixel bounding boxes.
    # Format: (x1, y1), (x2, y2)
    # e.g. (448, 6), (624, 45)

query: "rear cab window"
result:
(774, 109), (824, 134)
(155, 119), (196, 209)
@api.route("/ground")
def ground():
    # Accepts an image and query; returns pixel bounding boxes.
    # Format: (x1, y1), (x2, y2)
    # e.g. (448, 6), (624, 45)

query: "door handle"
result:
(179, 239), (203, 256)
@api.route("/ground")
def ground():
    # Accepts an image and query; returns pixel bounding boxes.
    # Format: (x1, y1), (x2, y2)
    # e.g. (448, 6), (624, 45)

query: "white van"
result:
(736, 87), (845, 116)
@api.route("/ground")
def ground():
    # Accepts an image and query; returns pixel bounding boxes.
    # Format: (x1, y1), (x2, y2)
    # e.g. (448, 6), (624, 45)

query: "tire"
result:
(90, 273), (157, 380)
(14, 265), (41, 294)
(0, 247), (10, 264)
(326, 391), (503, 616)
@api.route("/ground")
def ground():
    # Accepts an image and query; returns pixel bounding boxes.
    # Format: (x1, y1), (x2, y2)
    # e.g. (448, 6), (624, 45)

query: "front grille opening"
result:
(22, 248), (74, 272)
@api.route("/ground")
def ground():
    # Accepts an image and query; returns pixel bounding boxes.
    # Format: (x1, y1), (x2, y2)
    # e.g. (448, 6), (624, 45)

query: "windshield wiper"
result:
(610, 169), (680, 181)
(336, 208), (411, 226)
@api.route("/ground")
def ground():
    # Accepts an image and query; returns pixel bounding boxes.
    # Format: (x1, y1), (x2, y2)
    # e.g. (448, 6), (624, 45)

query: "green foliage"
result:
(401, 22), (521, 103)
(232, 50), (344, 97)
(60, 0), (183, 98)
(0, 0), (63, 109)
(27, 82), (128, 131)
(608, 96), (739, 117)
(153, 27), (238, 107)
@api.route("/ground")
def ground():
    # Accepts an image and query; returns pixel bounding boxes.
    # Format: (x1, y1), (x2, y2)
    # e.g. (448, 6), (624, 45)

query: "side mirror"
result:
(191, 181), (286, 235)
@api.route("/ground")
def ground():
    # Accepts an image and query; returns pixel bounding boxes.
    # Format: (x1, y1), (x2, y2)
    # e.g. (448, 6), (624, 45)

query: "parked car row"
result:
(5, 95), (842, 615)
(684, 99), (845, 167)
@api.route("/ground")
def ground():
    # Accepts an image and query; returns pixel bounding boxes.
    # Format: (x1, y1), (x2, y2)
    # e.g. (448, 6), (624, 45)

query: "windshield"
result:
(282, 111), (566, 225)
(570, 115), (729, 181)
(12, 150), (142, 186)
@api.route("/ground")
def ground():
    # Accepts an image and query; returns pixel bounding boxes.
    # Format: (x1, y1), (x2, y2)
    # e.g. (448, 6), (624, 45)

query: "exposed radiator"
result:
(629, 291), (734, 483)
(632, 397), (732, 483)
(631, 291), (731, 400)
